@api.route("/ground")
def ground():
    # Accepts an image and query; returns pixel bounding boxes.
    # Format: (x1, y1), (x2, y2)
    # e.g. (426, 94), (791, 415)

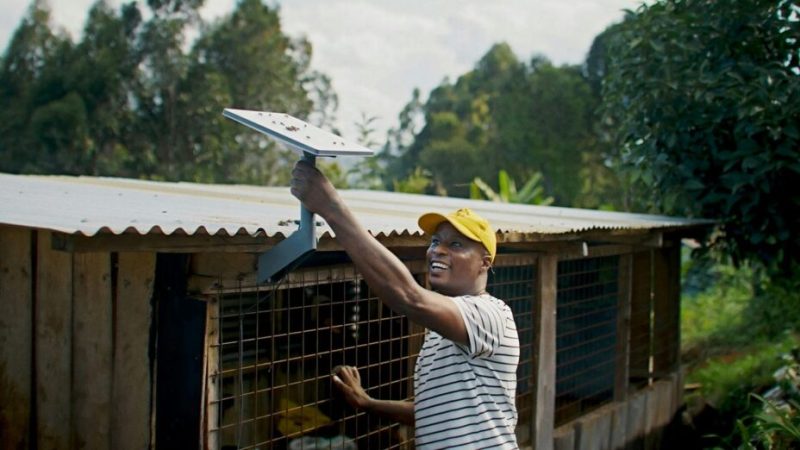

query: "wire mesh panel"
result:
(486, 256), (537, 446)
(555, 255), (620, 426)
(204, 254), (539, 449)
(207, 264), (421, 450)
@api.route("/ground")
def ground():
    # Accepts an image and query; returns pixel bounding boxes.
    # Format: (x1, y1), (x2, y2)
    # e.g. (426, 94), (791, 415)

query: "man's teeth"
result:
(431, 262), (448, 270)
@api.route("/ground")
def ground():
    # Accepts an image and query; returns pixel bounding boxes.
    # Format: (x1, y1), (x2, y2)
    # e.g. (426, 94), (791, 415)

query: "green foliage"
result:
(681, 259), (755, 349)
(393, 167), (433, 194)
(746, 394), (800, 449)
(601, 0), (800, 269)
(686, 334), (796, 418)
(0, 0), (335, 184)
(683, 254), (800, 356)
(681, 250), (800, 447)
(470, 170), (554, 205)
(317, 159), (348, 189)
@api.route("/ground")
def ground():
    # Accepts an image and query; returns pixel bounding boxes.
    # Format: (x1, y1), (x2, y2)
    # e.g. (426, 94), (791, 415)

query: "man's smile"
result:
(430, 261), (449, 272)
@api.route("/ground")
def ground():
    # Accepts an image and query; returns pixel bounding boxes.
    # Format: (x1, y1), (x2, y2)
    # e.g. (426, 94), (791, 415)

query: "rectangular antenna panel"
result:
(223, 108), (374, 157)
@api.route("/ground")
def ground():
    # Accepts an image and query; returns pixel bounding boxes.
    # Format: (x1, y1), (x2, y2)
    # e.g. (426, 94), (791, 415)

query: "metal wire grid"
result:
(487, 261), (537, 446)
(554, 256), (620, 426)
(207, 265), (421, 450)
(205, 256), (539, 449)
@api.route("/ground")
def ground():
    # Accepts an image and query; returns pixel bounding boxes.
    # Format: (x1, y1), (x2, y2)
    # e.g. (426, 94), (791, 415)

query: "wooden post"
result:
(35, 231), (73, 450)
(72, 252), (113, 450)
(204, 292), (221, 450)
(111, 252), (156, 450)
(614, 254), (632, 402)
(629, 251), (652, 385)
(0, 226), (33, 450)
(533, 254), (557, 450)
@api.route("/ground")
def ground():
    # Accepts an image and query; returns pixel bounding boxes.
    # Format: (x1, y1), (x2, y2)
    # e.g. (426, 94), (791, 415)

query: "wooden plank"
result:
(111, 252), (156, 450)
(629, 251), (652, 384)
(614, 254), (633, 402)
(654, 378), (675, 429)
(644, 380), (673, 450)
(72, 252), (113, 450)
(625, 390), (648, 447)
(643, 386), (661, 450)
(575, 408), (612, 450)
(35, 231), (73, 450)
(0, 226), (32, 450)
(608, 401), (628, 450)
(533, 254), (557, 450)
(553, 424), (576, 450)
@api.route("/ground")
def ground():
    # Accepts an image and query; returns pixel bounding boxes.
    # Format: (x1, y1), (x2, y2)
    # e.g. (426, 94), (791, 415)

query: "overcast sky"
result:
(0, 0), (641, 143)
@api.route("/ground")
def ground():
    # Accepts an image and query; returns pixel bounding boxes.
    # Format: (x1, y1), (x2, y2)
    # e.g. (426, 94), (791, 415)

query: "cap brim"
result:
(418, 212), (482, 244)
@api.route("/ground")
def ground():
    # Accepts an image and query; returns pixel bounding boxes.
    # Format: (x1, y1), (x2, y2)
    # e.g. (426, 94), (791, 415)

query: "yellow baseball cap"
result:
(418, 208), (497, 262)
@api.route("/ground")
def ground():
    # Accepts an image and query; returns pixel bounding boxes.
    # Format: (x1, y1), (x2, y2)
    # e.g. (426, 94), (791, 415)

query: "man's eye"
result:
(451, 241), (462, 248)
(430, 238), (439, 246)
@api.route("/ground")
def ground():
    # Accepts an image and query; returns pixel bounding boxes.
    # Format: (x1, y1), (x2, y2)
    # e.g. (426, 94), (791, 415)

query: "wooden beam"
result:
(533, 254), (557, 450)
(187, 252), (432, 295)
(558, 244), (633, 261)
(0, 226), (33, 450)
(587, 231), (663, 248)
(111, 252), (156, 450)
(53, 232), (281, 254)
(203, 294), (221, 450)
(35, 231), (73, 450)
(72, 252), (113, 450)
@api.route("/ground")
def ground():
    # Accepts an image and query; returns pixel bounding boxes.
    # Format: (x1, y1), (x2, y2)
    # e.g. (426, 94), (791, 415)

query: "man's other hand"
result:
(332, 365), (373, 411)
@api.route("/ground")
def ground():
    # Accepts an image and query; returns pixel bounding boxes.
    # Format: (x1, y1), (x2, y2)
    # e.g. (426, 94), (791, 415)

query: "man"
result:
(290, 160), (520, 449)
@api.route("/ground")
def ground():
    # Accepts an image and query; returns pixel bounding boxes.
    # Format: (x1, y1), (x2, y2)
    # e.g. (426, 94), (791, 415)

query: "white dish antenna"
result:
(223, 108), (375, 283)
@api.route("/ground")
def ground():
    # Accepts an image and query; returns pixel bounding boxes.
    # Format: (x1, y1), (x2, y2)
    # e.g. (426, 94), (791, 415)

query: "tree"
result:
(0, 0), (336, 185)
(601, 0), (800, 270)
(384, 43), (619, 206)
(0, 0), (73, 173)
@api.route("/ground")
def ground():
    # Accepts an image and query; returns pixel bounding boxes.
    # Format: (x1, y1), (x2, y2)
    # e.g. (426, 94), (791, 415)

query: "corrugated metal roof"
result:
(0, 173), (710, 241)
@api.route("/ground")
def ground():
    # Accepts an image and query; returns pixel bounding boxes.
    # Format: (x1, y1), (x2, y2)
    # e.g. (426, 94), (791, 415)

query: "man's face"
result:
(426, 222), (489, 296)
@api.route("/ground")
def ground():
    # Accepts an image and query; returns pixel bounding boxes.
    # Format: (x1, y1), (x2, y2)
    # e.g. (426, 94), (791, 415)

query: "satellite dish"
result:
(223, 108), (373, 157)
(223, 108), (375, 283)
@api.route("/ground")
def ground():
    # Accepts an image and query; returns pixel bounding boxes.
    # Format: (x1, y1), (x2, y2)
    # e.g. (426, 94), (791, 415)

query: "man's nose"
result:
(430, 244), (448, 256)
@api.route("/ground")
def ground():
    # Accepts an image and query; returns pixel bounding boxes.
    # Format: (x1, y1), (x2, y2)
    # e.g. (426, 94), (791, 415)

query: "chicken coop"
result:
(0, 173), (710, 450)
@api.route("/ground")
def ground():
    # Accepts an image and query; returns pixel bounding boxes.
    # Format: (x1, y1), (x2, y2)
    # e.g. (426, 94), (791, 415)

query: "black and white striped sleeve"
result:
(450, 295), (507, 359)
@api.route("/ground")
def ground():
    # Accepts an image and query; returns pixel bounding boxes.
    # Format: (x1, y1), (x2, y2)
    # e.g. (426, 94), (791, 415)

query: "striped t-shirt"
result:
(413, 294), (520, 449)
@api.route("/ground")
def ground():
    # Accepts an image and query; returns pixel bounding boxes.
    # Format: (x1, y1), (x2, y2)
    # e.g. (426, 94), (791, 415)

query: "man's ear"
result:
(480, 254), (492, 272)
